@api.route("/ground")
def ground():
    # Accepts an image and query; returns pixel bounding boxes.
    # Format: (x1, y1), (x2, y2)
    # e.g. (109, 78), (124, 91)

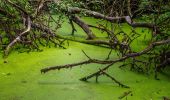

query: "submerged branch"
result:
(102, 71), (129, 88)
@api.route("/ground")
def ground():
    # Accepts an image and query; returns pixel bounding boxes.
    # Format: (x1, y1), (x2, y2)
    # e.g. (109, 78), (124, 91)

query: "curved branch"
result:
(4, 16), (31, 57)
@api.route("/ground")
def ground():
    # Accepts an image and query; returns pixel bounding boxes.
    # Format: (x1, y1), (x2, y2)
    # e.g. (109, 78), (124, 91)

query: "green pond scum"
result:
(0, 18), (170, 100)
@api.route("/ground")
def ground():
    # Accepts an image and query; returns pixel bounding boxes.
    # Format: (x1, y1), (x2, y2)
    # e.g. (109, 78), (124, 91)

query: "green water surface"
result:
(0, 17), (170, 100)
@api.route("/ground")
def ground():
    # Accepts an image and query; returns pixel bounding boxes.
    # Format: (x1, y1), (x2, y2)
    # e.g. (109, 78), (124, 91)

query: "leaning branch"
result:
(71, 15), (96, 39)
(4, 16), (31, 57)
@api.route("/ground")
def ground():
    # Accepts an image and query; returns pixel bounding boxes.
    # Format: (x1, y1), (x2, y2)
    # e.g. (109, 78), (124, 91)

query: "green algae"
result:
(0, 41), (170, 100)
(0, 17), (170, 100)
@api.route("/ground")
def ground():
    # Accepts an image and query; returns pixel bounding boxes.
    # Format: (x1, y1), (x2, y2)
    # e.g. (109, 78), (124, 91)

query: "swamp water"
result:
(0, 41), (170, 100)
(0, 18), (170, 100)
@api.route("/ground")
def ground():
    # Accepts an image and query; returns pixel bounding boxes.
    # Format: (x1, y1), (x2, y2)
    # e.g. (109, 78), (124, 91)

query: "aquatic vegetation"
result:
(0, 0), (170, 100)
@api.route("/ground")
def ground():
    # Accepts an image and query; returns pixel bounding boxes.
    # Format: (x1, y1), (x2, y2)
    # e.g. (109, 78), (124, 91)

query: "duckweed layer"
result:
(0, 17), (170, 100)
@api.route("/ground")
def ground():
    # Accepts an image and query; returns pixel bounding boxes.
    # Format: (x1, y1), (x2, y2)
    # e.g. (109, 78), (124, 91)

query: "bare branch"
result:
(68, 7), (156, 29)
(41, 39), (170, 73)
(71, 15), (96, 39)
(4, 16), (31, 57)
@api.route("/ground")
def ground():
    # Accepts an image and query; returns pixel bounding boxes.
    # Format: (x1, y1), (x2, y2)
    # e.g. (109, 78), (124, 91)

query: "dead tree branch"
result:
(71, 15), (96, 39)
(118, 91), (132, 99)
(41, 39), (170, 73)
(67, 7), (156, 29)
(4, 16), (31, 57)
(102, 71), (129, 88)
